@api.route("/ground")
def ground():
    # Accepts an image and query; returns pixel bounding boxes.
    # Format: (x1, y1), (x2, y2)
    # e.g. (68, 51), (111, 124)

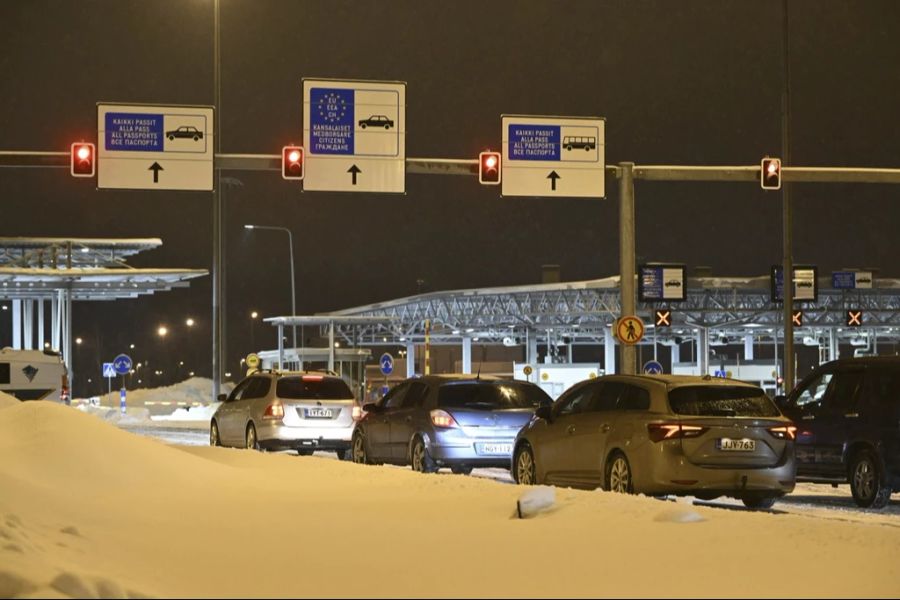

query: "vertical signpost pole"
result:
(618, 162), (636, 375)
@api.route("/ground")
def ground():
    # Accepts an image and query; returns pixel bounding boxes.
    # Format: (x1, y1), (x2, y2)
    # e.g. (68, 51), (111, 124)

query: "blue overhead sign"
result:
(508, 124), (561, 161)
(772, 265), (818, 302)
(113, 354), (133, 375)
(639, 264), (686, 302)
(105, 112), (164, 152)
(832, 271), (873, 290)
(309, 88), (355, 155)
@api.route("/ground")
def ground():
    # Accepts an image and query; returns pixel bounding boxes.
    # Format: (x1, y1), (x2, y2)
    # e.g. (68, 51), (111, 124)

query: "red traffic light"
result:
(282, 145), (304, 181)
(70, 142), (95, 177)
(760, 157), (781, 190)
(479, 151), (501, 185)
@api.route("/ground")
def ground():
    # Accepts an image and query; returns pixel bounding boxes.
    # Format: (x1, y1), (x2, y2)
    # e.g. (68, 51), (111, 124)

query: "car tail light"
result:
(60, 374), (70, 404)
(430, 409), (460, 429)
(768, 425), (797, 440)
(352, 404), (362, 421)
(647, 423), (708, 442)
(263, 401), (284, 420)
(302, 375), (323, 382)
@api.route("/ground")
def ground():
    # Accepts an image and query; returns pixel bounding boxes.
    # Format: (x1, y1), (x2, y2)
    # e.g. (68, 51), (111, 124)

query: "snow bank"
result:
(0, 400), (897, 598)
(0, 391), (20, 410)
(75, 377), (230, 410)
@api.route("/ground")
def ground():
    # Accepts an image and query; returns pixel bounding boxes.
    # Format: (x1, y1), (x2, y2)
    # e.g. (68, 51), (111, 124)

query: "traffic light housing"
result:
(479, 151), (501, 185)
(70, 142), (95, 177)
(282, 146), (304, 180)
(760, 157), (781, 190)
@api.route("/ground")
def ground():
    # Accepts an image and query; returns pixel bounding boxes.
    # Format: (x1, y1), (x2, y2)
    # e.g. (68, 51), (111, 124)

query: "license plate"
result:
(717, 438), (756, 451)
(304, 408), (333, 419)
(478, 443), (512, 455)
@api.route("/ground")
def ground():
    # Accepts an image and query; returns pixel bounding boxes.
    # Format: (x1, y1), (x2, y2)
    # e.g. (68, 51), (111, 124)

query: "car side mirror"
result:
(535, 405), (553, 422)
(217, 393), (227, 403)
(363, 403), (381, 413)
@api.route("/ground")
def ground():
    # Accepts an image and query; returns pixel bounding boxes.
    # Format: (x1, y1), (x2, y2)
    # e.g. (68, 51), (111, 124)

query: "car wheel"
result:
(245, 423), (260, 451)
(168, 135), (174, 141)
(450, 465), (473, 475)
(193, 135), (199, 141)
(411, 436), (437, 473)
(210, 421), (221, 447)
(850, 449), (892, 509)
(607, 452), (633, 494)
(741, 496), (777, 510)
(336, 448), (352, 461)
(360, 123), (367, 129)
(352, 431), (370, 464)
(296, 448), (314, 456)
(514, 444), (536, 485)
(384, 124), (390, 130)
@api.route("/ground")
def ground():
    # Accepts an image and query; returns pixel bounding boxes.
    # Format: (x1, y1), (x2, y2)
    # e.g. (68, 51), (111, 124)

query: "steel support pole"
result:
(37, 299), (44, 349)
(604, 326), (616, 375)
(406, 342), (416, 377)
(211, 0), (224, 401)
(461, 336), (472, 374)
(328, 322), (335, 372)
(699, 328), (710, 376)
(781, 0), (795, 392)
(11, 300), (21, 349)
(618, 162), (637, 375)
(744, 334), (754, 360)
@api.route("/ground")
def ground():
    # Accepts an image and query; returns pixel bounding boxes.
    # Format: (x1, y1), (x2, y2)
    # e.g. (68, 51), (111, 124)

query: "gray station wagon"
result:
(513, 374), (797, 509)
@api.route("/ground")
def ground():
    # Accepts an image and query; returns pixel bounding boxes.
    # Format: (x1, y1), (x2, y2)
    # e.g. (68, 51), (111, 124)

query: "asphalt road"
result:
(120, 423), (900, 524)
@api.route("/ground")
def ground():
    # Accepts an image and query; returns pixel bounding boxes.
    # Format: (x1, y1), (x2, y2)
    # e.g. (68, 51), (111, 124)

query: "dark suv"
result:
(778, 357), (900, 508)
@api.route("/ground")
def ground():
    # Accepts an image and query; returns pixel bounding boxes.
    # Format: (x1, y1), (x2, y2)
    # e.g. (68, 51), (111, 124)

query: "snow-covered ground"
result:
(1, 391), (898, 598)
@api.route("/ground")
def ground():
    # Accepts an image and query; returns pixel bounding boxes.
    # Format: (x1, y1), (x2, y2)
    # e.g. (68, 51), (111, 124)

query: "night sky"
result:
(2, 1), (899, 392)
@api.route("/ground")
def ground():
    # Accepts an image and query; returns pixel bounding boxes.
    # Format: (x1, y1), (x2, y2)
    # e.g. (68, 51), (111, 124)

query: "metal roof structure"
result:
(0, 238), (206, 300)
(1, 237), (208, 385)
(322, 275), (900, 345)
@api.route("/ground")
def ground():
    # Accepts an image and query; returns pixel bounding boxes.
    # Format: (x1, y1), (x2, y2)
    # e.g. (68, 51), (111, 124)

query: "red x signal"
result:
(846, 310), (863, 327)
(791, 310), (803, 327)
(655, 309), (671, 327)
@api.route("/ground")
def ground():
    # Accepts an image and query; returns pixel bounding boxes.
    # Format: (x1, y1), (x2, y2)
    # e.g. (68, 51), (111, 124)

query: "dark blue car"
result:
(351, 374), (552, 474)
(778, 356), (900, 508)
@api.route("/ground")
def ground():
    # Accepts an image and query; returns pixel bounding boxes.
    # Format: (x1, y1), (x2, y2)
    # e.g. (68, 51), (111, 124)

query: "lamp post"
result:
(244, 225), (297, 352)
(250, 310), (259, 352)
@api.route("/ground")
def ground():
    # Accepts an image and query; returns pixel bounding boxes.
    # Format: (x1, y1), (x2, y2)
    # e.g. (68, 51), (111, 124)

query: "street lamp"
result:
(186, 318), (195, 327)
(244, 225), (297, 349)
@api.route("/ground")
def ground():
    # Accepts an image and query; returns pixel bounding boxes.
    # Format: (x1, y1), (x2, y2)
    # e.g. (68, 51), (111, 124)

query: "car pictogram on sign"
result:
(358, 115), (394, 130)
(166, 125), (203, 141)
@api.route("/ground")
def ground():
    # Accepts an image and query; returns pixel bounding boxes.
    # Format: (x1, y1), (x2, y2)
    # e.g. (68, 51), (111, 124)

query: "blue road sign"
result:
(120, 387), (127, 414)
(508, 124), (561, 161)
(642, 360), (664, 375)
(113, 354), (133, 375)
(379, 353), (394, 376)
(310, 88), (355, 155)
(105, 112), (164, 152)
(102, 362), (116, 378)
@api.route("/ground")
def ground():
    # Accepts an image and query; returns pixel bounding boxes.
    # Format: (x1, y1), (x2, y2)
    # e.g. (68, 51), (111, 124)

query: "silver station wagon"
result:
(513, 374), (797, 509)
(210, 371), (360, 459)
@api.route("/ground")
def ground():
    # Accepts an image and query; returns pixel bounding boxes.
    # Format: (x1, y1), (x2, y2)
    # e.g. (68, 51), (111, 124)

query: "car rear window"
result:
(668, 385), (780, 417)
(438, 381), (550, 409)
(277, 377), (353, 400)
